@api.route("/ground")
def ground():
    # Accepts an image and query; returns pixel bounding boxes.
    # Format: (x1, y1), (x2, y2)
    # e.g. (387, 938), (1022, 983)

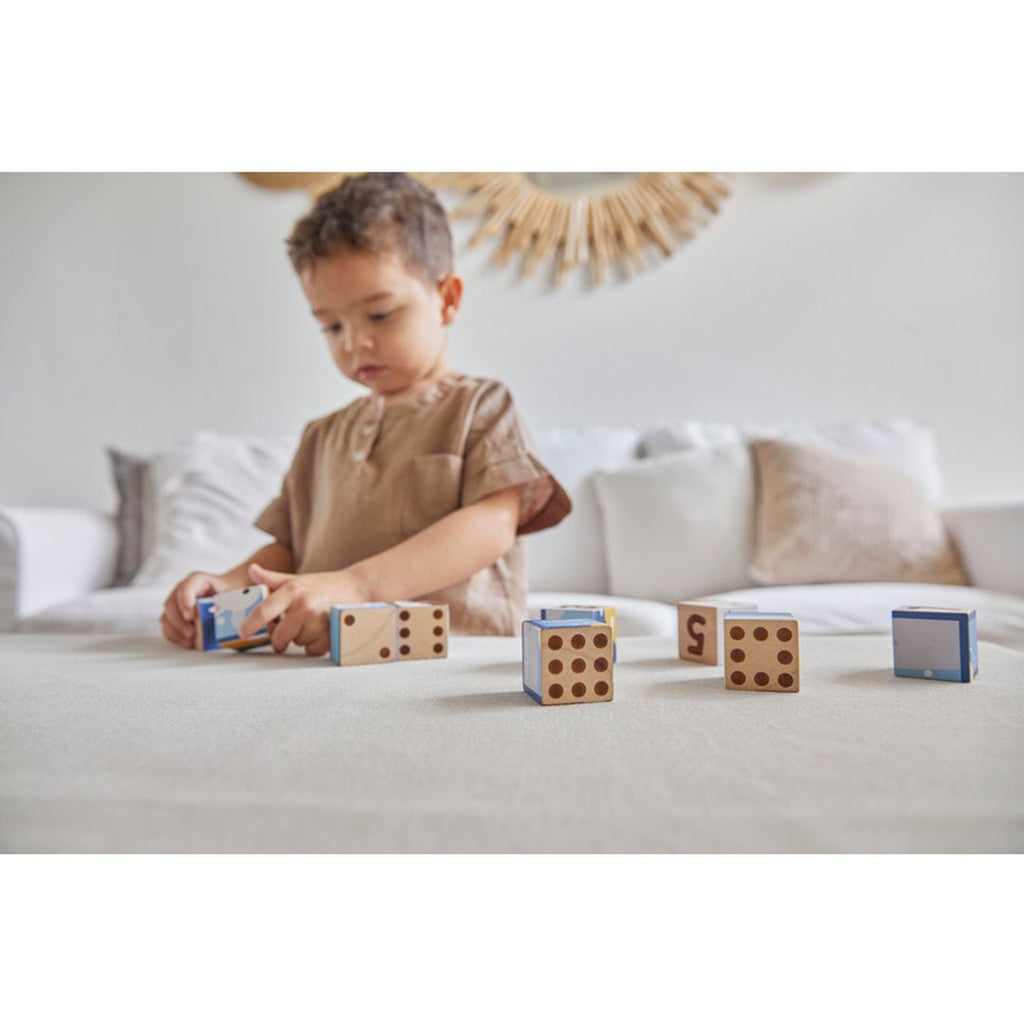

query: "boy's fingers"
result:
(238, 587), (288, 640)
(161, 613), (192, 648)
(304, 637), (330, 657)
(249, 563), (293, 591)
(269, 611), (301, 654)
(179, 576), (216, 622)
(164, 598), (186, 631)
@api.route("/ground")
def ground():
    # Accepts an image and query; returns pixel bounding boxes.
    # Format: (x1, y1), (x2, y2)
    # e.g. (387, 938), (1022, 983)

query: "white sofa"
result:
(3, 418), (1024, 651)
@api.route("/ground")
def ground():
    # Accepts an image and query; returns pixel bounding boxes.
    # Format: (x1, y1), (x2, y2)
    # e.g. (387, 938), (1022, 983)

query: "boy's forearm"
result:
(220, 541), (296, 589)
(344, 487), (520, 603)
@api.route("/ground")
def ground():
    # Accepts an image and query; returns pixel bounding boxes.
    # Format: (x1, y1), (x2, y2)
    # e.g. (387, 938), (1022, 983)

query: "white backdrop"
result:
(1, 172), (1022, 509)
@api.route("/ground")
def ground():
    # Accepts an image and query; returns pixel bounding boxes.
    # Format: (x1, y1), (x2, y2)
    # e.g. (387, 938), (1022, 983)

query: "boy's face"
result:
(300, 246), (462, 404)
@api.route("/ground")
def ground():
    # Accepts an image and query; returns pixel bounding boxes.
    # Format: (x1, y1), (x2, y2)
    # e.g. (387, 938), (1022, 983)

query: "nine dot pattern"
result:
(726, 623), (798, 690)
(542, 628), (612, 703)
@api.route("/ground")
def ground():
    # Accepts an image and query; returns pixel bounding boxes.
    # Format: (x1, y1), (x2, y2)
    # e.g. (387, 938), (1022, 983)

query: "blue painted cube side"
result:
(542, 608), (606, 624)
(723, 611), (796, 622)
(522, 621), (544, 703)
(968, 610), (979, 679)
(330, 606), (341, 666)
(195, 598), (219, 650)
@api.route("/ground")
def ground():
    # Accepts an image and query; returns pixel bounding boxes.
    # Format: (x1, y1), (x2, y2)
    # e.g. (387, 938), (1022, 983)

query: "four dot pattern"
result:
(724, 619), (800, 692)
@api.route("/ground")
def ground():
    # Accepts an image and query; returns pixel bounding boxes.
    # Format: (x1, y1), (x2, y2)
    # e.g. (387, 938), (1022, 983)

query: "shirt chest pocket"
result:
(401, 453), (464, 537)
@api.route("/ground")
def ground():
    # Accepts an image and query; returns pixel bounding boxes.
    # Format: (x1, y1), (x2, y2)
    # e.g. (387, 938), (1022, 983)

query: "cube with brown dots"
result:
(522, 618), (614, 706)
(393, 601), (449, 660)
(329, 603), (398, 667)
(723, 613), (800, 692)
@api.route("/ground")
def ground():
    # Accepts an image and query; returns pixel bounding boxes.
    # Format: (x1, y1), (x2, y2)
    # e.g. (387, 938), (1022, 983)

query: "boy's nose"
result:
(342, 330), (374, 354)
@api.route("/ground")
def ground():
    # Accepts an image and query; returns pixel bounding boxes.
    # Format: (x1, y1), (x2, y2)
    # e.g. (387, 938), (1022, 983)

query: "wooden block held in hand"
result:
(195, 584), (271, 651)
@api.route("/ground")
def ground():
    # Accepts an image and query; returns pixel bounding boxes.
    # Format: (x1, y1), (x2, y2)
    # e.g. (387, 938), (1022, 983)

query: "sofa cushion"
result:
(15, 585), (167, 636)
(749, 438), (967, 586)
(526, 427), (640, 593)
(640, 416), (945, 501)
(16, 582), (1024, 654)
(591, 444), (756, 603)
(15, 586), (680, 641)
(698, 582), (1024, 653)
(132, 432), (296, 587)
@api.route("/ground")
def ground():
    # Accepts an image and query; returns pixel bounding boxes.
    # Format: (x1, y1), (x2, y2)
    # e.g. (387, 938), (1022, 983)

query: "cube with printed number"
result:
(892, 607), (978, 682)
(195, 584), (271, 651)
(677, 600), (757, 665)
(394, 601), (450, 660)
(522, 618), (614, 706)
(329, 603), (398, 666)
(724, 612), (800, 692)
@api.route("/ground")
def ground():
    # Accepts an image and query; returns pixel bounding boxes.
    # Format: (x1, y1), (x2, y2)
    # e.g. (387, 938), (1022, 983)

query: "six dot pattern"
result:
(726, 622), (798, 690)
(397, 607), (447, 658)
(544, 628), (612, 703)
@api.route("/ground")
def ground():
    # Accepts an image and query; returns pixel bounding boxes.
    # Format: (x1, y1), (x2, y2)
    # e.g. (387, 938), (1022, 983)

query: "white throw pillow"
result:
(640, 417), (945, 501)
(132, 432), (296, 587)
(526, 427), (641, 593)
(591, 444), (756, 603)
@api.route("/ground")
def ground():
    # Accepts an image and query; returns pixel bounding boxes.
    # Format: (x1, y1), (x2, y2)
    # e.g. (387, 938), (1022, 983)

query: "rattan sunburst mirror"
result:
(240, 172), (730, 287)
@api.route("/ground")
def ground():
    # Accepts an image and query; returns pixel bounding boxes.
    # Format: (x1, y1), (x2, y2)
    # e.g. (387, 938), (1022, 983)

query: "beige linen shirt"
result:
(254, 373), (571, 635)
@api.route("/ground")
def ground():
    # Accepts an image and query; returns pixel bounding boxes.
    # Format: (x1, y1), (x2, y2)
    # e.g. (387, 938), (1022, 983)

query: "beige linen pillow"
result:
(749, 438), (967, 586)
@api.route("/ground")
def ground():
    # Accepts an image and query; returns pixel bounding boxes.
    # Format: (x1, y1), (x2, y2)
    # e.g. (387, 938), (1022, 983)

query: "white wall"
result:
(1, 172), (1022, 510)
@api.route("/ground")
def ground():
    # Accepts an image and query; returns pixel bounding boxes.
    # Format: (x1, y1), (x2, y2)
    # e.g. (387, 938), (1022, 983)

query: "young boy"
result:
(160, 173), (571, 654)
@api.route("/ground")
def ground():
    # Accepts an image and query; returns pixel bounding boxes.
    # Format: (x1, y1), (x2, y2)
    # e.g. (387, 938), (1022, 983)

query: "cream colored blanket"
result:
(1, 634), (1021, 852)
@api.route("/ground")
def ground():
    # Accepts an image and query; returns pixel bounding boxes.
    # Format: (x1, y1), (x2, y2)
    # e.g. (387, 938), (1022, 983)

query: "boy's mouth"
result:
(356, 364), (385, 381)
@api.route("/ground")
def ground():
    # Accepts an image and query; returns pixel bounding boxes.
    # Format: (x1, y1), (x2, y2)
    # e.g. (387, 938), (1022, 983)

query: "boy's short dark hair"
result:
(286, 172), (453, 283)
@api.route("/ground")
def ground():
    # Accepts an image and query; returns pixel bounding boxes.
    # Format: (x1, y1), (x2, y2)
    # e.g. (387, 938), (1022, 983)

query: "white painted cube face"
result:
(891, 608), (978, 682)
(893, 617), (961, 677)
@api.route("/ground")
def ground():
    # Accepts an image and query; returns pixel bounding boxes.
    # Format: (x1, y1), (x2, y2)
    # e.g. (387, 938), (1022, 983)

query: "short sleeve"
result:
(253, 421), (316, 549)
(461, 382), (572, 536)
(254, 493), (292, 548)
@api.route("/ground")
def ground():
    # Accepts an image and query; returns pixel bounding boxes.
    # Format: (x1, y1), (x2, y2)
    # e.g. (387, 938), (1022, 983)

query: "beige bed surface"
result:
(1, 633), (1021, 853)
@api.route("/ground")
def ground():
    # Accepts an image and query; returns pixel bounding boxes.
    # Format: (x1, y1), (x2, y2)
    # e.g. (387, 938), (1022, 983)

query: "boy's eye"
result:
(322, 324), (343, 336)
(368, 311), (393, 323)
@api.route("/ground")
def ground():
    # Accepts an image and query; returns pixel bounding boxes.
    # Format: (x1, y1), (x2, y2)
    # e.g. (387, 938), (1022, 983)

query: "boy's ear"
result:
(437, 273), (464, 325)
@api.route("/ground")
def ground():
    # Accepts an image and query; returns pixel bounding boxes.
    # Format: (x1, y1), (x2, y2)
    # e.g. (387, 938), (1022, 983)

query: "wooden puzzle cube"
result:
(677, 600), (757, 665)
(724, 612), (800, 692)
(394, 602), (450, 660)
(892, 607), (978, 682)
(541, 605), (617, 661)
(195, 584), (271, 651)
(330, 603), (398, 666)
(522, 619), (614, 706)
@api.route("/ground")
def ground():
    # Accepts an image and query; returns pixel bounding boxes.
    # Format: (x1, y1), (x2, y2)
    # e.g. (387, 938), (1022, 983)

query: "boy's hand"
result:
(239, 564), (369, 656)
(160, 571), (229, 649)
